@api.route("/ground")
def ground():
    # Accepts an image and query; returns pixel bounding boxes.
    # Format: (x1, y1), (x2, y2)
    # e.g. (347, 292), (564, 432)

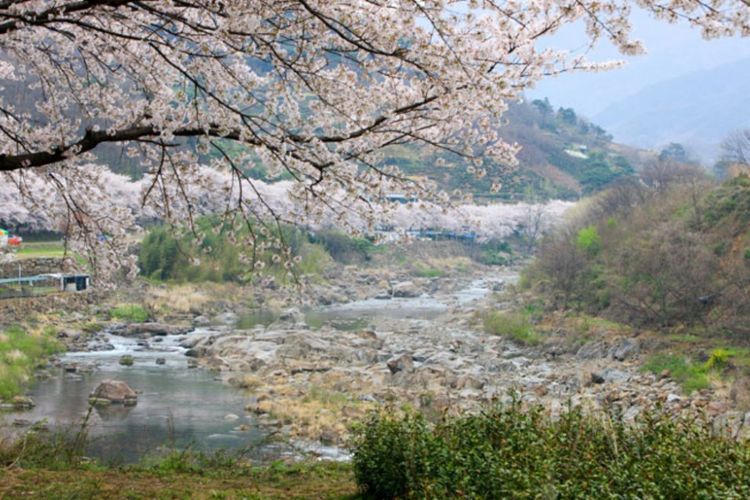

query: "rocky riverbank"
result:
(122, 267), (745, 447)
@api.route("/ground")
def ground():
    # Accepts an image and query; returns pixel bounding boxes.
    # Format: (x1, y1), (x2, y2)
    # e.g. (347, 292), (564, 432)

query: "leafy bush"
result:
(0, 326), (61, 399)
(109, 304), (149, 323)
(482, 311), (539, 345)
(351, 402), (750, 499)
(576, 225), (602, 255)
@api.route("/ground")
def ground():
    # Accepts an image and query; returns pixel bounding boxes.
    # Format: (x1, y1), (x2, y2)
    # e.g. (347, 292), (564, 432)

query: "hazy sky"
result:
(529, 9), (750, 119)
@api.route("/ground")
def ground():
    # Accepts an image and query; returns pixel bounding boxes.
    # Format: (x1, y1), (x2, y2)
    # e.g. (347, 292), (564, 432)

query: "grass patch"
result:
(109, 304), (149, 323)
(413, 266), (445, 278)
(0, 325), (61, 399)
(0, 430), (356, 498)
(352, 402), (750, 499)
(15, 241), (66, 260)
(482, 311), (540, 345)
(642, 354), (710, 393)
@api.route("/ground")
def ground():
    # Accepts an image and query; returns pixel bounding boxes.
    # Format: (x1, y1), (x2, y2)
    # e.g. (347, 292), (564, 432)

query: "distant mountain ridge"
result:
(594, 57), (750, 162)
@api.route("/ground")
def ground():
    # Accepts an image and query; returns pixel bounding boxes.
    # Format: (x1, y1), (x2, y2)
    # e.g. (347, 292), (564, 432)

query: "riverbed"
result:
(0, 273), (513, 463)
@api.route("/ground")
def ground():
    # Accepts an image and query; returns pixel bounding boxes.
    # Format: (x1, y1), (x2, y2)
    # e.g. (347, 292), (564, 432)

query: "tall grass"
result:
(0, 326), (61, 399)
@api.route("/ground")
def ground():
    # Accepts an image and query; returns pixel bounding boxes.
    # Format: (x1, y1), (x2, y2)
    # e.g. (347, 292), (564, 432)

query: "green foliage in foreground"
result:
(0, 326), (61, 399)
(481, 311), (540, 345)
(351, 402), (750, 499)
(109, 304), (149, 323)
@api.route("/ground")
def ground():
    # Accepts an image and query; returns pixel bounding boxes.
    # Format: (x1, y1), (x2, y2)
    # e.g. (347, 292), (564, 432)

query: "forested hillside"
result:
(525, 168), (750, 334)
(374, 99), (646, 200)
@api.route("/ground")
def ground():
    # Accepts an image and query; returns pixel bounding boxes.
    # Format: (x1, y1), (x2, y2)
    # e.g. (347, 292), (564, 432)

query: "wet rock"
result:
(155, 357), (166, 365)
(590, 372), (606, 384)
(119, 355), (135, 366)
(391, 281), (421, 298)
(119, 322), (191, 338)
(12, 418), (32, 427)
(387, 354), (414, 374)
(63, 362), (79, 373)
(610, 339), (639, 361)
(187, 358), (199, 369)
(90, 379), (137, 405)
(184, 347), (205, 358)
(89, 342), (115, 352)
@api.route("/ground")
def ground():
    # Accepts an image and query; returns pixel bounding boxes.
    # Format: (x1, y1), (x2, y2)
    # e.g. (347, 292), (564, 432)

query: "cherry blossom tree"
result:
(0, 0), (747, 280)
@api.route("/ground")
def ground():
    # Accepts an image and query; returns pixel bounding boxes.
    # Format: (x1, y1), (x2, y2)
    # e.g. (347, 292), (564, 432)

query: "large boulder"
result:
(90, 379), (137, 405)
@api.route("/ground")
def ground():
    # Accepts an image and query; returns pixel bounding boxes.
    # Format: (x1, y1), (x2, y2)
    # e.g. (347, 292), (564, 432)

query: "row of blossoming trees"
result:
(0, 0), (747, 281)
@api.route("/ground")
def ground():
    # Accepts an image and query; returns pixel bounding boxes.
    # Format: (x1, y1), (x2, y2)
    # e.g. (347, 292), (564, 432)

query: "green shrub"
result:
(704, 348), (733, 371)
(576, 225), (602, 255)
(482, 311), (540, 345)
(110, 304), (149, 323)
(351, 402), (750, 499)
(308, 229), (376, 263)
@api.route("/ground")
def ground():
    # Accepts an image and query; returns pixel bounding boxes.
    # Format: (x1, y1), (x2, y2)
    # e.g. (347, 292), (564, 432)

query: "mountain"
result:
(594, 57), (750, 162)
(382, 99), (649, 201)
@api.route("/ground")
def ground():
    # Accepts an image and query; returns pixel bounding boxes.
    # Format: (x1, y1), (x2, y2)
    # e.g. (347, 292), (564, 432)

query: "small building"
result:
(37, 273), (90, 292)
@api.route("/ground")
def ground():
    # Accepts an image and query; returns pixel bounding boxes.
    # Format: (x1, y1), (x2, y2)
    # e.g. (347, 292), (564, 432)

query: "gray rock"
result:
(387, 353), (414, 374)
(187, 358), (199, 368)
(666, 393), (682, 404)
(193, 315), (211, 326)
(610, 339), (639, 361)
(155, 357), (166, 365)
(576, 341), (610, 360)
(600, 368), (630, 383)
